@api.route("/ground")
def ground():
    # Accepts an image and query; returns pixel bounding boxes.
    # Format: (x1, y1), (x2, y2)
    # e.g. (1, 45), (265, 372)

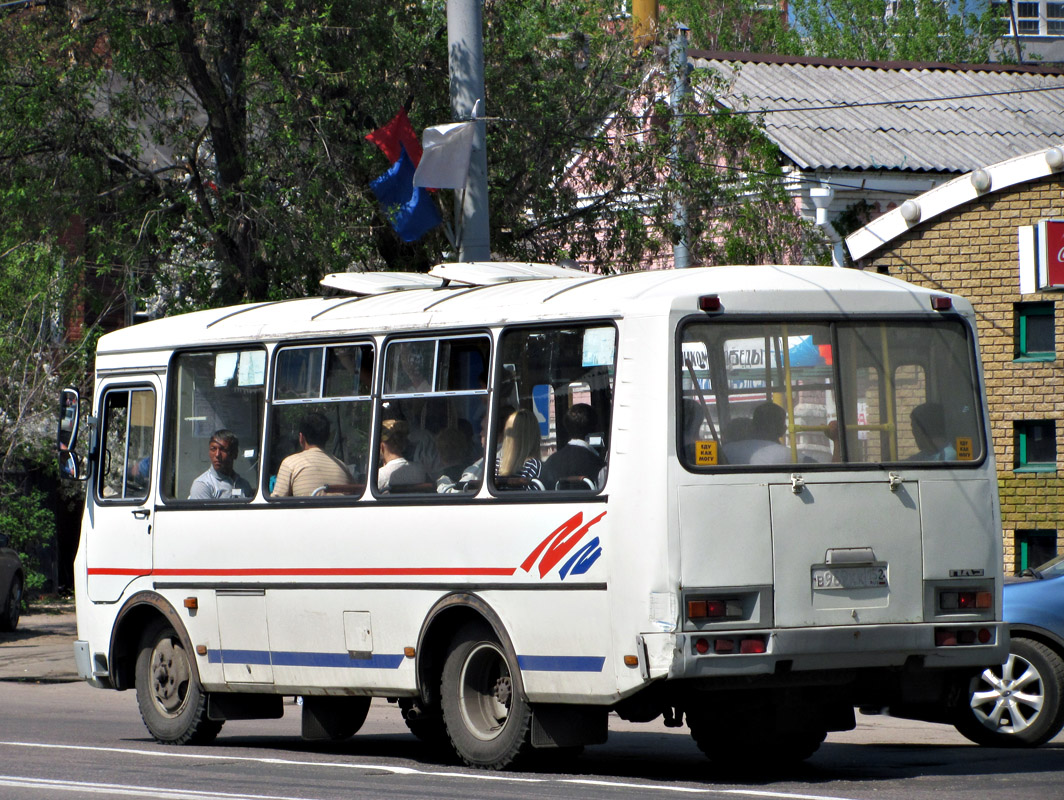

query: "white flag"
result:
(413, 122), (476, 190)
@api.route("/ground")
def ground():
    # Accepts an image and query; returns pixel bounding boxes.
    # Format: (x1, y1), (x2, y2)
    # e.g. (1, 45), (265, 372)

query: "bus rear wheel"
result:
(688, 711), (824, 768)
(135, 618), (222, 745)
(440, 622), (531, 769)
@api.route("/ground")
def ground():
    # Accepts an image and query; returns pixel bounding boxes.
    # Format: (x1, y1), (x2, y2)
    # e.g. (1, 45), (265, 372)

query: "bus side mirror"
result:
(58, 387), (86, 482)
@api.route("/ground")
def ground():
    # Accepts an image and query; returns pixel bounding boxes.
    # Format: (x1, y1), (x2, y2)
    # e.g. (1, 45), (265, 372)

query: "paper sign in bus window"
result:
(695, 440), (717, 466)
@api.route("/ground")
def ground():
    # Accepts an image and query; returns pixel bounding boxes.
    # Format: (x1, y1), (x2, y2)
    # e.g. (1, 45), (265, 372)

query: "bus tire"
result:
(688, 711), (824, 767)
(954, 637), (1064, 747)
(440, 622), (531, 769)
(135, 618), (222, 745)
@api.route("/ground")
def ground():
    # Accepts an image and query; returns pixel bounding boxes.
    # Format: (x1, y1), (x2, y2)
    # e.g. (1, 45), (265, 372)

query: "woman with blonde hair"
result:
(496, 409), (542, 482)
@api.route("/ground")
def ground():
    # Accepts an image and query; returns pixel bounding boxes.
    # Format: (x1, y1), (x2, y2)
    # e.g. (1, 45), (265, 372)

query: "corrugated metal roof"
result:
(690, 53), (1064, 173)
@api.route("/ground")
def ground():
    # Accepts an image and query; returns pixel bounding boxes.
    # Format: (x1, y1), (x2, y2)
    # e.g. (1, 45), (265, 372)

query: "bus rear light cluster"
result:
(693, 635), (767, 655)
(934, 627), (992, 647)
(939, 590), (992, 611)
(687, 598), (743, 620)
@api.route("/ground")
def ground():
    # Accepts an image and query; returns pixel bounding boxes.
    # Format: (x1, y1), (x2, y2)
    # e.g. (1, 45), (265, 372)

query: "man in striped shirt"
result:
(273, 411), (354, 496)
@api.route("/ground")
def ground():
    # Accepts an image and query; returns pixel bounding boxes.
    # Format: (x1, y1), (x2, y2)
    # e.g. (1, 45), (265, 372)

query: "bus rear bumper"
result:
(671, 621), (1009, 678)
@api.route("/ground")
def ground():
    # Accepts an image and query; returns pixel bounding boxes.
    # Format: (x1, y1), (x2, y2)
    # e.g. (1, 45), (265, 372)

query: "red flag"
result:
(366, 108), (423, 166)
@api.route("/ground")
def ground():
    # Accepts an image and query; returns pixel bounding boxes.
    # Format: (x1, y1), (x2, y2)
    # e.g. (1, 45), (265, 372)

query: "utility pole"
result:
(447, 0), (491, 261)
(670, 24), (691, 269)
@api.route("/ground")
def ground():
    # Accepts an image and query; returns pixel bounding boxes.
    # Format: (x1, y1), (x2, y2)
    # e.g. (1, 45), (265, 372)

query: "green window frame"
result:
(1015, 302), (1054, 362)
(1015, 420), (1057, 472)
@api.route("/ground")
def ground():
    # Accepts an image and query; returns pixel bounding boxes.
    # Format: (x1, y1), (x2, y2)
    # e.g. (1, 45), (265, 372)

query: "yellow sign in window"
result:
(695, 440), (718, 466)
(955, 437), (973, 461)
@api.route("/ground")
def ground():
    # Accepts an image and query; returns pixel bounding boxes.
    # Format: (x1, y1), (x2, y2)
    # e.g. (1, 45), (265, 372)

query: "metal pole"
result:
(447, 0), (491, 261)
(670, 24), (690, 269)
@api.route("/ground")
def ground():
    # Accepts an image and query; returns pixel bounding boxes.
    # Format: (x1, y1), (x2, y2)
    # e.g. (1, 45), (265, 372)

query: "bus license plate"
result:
(812, 566), (887, 590)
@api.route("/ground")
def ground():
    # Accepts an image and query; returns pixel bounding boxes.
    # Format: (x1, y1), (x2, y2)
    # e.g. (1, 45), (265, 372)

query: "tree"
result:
(663, 0), (1008, 64)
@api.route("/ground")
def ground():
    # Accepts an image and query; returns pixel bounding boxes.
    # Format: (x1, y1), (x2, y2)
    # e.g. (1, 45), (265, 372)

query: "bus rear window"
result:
(679, 319), (983, 468)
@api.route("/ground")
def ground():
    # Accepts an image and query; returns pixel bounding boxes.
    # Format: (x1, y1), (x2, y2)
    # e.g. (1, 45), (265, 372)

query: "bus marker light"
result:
(714, 638), (735, 654)
(699, 295), (722, 312)
(739, 638), (766, 654)
(183, 597), (198, 610)
(404, 647), (416, 659)
(195, 645), (207, 656)
(624, 655), (639, 667)
(694, 638), (710, 654)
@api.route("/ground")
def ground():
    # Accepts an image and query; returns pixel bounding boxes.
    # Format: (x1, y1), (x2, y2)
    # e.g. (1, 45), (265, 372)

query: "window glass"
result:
(99, 388), (155, 501)
(494, 324), (616, 492)
(1015, 529), (1057, 573)
(680, 319), (983, 468)
(1016, 302), (1054, 359)
(268, 343), (374, 498)
(378, 335), (490, 495)
(163, 349), (265, 500)
(1015, 420), (1056, 471)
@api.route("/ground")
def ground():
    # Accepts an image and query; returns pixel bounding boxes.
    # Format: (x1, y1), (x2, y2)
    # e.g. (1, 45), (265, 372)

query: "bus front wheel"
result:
(135, 618), (222, 745)
(440, 622), (531, 769)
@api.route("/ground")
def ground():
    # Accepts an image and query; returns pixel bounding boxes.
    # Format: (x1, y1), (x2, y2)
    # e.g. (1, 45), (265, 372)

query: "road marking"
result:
(0, 775), (315, 800)
(0, 741), (867, 799)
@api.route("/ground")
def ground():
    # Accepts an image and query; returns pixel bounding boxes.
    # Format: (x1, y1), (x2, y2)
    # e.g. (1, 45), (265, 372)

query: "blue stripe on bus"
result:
(516, 655), (605, 672)
(206, 649), (404, 669)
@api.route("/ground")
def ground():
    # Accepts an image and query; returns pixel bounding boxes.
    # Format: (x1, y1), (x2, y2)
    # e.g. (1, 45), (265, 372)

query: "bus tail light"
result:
(687, 598), (743, 621)
(939, 590), (992, 611)
(739, 637), (767, 654)
(935, 627), (992, 646)
(931, 295), (952, 311)
(699, 295), (722, 312)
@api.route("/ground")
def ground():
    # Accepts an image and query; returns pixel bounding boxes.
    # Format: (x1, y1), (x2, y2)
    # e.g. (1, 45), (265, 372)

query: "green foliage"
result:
(0, 482), (54, 592)
(783, 0), (1008, 63)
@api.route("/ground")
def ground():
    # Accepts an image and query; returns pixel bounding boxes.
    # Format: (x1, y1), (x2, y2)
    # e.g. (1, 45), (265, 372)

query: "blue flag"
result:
(370, 145), (441, 243)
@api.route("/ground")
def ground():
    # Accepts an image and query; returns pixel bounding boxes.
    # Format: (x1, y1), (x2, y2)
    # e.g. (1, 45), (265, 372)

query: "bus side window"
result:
(162, 349), (265, 501)
(267, 343), (374, 498)
(377, 335), (490, 496)
(98, 387), (155, 501)
(493, 324), (616, 492)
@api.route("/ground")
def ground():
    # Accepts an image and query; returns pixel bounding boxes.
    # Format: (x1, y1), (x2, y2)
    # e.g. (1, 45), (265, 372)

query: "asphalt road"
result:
(2, 609), (1062, 799)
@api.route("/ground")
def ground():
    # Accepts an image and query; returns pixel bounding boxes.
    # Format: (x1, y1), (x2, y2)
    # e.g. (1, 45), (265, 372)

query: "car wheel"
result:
(954, 637), (1064, 747)
(135, 618), (223, 745)
(0, 573), (22, 632)
(440, 622), (531, 769)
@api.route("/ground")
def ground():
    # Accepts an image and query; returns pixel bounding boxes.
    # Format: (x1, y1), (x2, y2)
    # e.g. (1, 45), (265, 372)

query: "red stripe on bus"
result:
(87, 567), (517, 577)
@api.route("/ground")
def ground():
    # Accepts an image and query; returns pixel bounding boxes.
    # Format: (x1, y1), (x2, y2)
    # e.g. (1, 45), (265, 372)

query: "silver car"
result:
(0, 533), (23, 632)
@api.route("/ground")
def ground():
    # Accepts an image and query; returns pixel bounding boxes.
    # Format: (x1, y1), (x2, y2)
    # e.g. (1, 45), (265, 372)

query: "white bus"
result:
(61, 263), (1006, 769)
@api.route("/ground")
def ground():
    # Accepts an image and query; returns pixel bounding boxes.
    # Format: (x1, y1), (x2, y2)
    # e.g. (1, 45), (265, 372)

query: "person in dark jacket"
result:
(541, 403), (603, 489)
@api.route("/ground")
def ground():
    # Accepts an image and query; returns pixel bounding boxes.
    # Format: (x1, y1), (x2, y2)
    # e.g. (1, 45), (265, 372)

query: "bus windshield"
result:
(680, 318), (983, 468)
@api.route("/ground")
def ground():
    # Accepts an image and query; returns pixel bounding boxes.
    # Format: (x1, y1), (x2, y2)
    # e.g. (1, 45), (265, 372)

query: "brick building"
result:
(847, 146), (1064, 573)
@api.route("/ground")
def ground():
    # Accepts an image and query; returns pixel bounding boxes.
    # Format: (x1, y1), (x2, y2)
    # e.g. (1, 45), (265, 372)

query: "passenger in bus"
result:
(495, 409), (543, 487)
(377, 419), (428, 492)
(908, 402), (956, 461)
(541, 404), (604, 489)
(722, 402), (798, 465)
(273, 411), (354, 496)
(188, 430), (254, 499)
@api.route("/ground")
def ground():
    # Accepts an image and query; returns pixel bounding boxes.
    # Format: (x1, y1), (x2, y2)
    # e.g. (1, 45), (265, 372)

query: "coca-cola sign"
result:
(1037, 219), (1064, 289)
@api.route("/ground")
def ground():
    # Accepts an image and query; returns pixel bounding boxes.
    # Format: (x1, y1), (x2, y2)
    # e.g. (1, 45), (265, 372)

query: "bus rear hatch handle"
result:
(790, 474), (805, 494)
(888, 472), (904, 492)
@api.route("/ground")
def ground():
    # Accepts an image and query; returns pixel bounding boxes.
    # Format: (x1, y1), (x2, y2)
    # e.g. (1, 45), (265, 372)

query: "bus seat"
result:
(554, 476), (596, 491)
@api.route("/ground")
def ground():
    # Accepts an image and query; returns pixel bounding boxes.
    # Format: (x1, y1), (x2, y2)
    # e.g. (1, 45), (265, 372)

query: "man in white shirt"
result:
(188, 430), (254, 499)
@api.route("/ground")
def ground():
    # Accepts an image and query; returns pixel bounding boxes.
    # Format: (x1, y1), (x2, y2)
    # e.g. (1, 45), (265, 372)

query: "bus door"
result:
(86, 379), (160, 603)
(768, 477), (923, 628)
